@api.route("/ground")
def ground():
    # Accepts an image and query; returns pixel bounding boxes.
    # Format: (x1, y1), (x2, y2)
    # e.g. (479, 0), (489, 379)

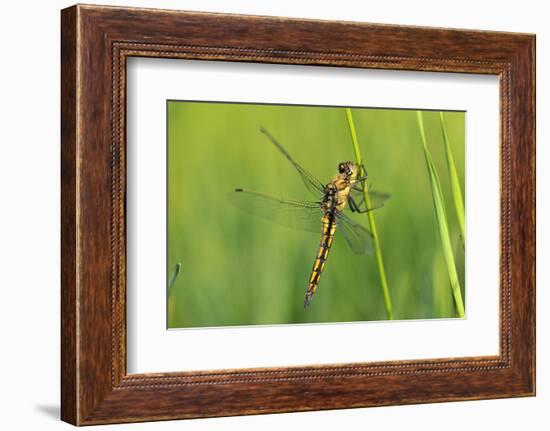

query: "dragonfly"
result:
(229, 127), (389, 308)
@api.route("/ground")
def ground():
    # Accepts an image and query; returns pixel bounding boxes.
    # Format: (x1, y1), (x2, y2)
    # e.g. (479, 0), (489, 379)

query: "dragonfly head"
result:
(338, 161), (360, 180)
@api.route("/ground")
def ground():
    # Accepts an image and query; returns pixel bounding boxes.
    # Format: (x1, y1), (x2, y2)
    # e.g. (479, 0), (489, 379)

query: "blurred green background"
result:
(167, 101), (465, 328)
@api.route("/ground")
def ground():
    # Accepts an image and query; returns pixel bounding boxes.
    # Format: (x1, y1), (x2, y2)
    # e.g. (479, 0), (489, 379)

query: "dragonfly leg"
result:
(357, 163), (368, 181)
(348, 195), (370, 214)
(348, 195), (361, 213)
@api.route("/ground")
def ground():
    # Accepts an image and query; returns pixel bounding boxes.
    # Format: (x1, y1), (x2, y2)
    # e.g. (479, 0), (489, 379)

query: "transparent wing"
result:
(349, 186), (391, 213)
(335, 211), (374, 255)
(228, 188), (323, 233)
(260, 127), (325, 198)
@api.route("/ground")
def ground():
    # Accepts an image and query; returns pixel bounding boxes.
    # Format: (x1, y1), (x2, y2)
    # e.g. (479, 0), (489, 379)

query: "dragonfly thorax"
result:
(321, 185), (338, 213)
(322, 162), (361, 214)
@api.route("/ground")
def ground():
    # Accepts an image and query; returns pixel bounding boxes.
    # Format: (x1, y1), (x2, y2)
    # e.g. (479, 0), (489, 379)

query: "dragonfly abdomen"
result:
(304, 212), (337, 308)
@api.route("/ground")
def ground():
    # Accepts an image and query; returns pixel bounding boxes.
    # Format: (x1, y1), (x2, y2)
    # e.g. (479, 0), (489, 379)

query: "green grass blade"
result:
(167, 262), (182, 328)
(346, 108), (394, 320)
(439, 112), (466, 246)
(416, 112), (465, 318)
(168, 262), (181, 295)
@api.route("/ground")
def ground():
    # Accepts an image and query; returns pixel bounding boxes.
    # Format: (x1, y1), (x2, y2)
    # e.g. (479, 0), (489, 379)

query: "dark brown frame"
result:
(61, 4), (535, 426)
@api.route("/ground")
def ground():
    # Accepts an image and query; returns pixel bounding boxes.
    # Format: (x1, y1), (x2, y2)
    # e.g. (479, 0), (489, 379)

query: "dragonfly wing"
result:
(228, 188), (323, 233)
(260, 127), (325, 197)
(349, 187), (391, 212)
(335, 212), (374, 255)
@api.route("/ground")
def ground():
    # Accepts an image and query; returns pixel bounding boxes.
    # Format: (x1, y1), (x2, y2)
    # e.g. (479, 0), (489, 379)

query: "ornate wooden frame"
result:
(61, 4), (535, 425)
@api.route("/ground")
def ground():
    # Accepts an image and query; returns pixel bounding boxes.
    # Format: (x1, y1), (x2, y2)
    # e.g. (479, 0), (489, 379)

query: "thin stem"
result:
(416, 112), (465, 318)
(345, 108), (394, 320)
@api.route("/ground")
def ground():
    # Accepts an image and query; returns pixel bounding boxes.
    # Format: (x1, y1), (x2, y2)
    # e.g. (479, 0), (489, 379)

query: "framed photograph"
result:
(61, 4), (535, 425)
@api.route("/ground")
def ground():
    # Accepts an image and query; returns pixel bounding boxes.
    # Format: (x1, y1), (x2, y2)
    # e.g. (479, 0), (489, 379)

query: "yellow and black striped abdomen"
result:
(304, 213), (337, 307)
